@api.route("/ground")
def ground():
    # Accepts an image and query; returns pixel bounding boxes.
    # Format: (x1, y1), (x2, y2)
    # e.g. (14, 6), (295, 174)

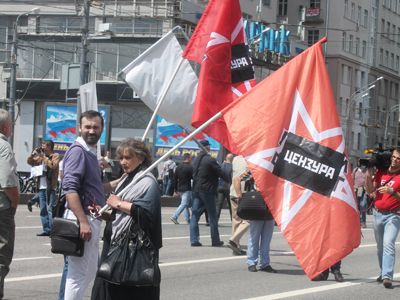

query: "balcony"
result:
(300, 7), (324, 24)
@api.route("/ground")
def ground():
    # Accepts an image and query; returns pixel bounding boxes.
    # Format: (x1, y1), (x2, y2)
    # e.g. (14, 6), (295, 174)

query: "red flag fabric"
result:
(220, 39), (361, 279)
(182, 0), (256, 147)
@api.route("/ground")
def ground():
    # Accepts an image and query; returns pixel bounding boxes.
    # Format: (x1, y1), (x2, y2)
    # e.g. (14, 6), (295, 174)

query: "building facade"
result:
(284, 0), (400, 165)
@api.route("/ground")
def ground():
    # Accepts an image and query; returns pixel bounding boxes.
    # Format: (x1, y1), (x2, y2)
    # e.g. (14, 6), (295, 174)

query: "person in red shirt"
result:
(365, 149), (400, 289)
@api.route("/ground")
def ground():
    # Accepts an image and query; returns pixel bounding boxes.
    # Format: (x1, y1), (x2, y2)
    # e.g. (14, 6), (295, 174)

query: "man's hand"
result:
(79, 220), (92, 241)
(377, 186), (395, 195)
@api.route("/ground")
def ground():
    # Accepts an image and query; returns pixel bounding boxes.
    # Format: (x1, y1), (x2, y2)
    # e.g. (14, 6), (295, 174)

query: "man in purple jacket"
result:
(61, 110), (115, 300)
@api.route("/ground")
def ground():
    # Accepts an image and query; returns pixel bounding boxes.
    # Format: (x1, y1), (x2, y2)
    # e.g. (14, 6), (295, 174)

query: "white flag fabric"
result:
(79, 81), (98, 112)
(78, 81), (101, 157)
(120, 29), (198, 127)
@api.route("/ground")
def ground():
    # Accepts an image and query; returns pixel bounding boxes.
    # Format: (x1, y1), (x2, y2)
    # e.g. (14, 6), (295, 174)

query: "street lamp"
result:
(384, 104), (400, 148)
(8, 7), (40, 147)
(344, 76), (383, 161)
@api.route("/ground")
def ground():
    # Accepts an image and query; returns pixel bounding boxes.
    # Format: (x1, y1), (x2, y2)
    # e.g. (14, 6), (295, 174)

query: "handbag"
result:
(97, 209), (160, 287)
(237, 190), (273, 221)
(50, 217), (84, 257)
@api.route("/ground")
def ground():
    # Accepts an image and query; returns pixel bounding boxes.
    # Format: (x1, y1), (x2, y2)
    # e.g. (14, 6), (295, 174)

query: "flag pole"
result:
(99, 111), (223, 214)
(141, 56), (185, 141)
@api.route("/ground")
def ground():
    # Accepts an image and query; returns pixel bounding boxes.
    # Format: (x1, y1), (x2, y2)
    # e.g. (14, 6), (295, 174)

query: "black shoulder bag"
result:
(97, 208), (160, 287)
(237, 190), (274, 221)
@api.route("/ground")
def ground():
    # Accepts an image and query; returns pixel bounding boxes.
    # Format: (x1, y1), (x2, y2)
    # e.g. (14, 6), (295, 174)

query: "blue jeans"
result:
(247, 219), (275, 268)
(172, 191), (191, 222)
(47, 189), (56, 228)
(38, 189), (51, 234)
(58, 256), (68, 300)
(163, 176), (173, 196)
(190, 191), (220, 244)
(373, 210), (400, 279)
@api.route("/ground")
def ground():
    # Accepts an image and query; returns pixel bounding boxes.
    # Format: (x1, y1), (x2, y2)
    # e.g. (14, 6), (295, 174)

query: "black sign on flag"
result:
(272, 132), (346, 196)
(231, 44), (254, 84)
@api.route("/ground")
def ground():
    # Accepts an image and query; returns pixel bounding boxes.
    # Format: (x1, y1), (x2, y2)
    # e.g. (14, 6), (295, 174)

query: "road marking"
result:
(16, 226), (42, 229)
(160, 255), (245, 267)
(13, 256), (52, 261)
(6, 273), (61, 283)
(242, 273), (400, 300)
(163, 231), (282, 241)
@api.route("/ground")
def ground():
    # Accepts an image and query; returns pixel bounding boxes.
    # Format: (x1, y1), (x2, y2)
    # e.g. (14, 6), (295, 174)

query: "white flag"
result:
(120, 29), (198, 127)
(79, 81), (98, 112)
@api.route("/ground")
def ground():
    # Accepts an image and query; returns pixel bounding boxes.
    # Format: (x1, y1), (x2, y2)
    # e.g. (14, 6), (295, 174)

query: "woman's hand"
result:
(107, 194), (122, 209)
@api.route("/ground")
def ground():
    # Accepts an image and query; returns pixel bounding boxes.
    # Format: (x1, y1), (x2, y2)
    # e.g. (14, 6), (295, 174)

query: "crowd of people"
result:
(1, 107), (400, 299)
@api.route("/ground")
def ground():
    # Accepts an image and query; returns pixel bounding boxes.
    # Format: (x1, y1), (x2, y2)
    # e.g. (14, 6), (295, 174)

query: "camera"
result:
(32, 147), (43, 156)
(359, 146), (393, 171)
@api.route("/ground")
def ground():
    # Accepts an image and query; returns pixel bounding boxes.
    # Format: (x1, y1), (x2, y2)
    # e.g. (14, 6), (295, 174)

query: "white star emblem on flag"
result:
(245, 90), (358, 231)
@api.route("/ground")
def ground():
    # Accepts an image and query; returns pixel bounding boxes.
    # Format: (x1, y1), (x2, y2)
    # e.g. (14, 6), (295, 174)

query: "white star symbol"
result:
(245, 90), (357, 231)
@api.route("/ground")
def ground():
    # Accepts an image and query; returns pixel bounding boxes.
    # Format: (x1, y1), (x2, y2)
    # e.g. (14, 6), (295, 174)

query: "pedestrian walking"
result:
(227, 155), (249, 255)
(216, 153), (233, 221)
(161, 156), (176, 196)
(190, 140), (229, 247)
(170, 153), (193, 225)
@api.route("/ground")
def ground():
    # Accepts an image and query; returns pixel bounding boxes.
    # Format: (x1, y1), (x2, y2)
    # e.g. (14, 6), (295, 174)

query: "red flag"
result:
(183, 0), (256, 147)
(220, 39), (361, 279)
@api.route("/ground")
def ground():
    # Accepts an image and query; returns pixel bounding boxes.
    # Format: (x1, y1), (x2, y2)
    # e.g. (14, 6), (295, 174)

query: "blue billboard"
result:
(44, 104), (109, 154)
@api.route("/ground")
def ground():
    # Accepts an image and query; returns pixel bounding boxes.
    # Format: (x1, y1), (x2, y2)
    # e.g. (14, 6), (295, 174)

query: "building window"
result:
(262, 0), (271, 5)
(391, 53), (395, 68)
(363, 9), (368, 27)
(310, 0), (321, 8)
(385, 50), (389, 66)
(349, 34), (353, 53)
(362, 40), (367, 58)
(344, 0), (349, 18)
(381, 19), (385, 35)
(355, 37), (360, 55)
(397, 27), (400, 44)
(307, 29), (319, 46)
(351, 2), (355, 20)
(396, 55), (399, 71)
(342, 32), (347, 50)
(358, 6), (362, 24)
(358, 102), (363, 119)
(380, 48), (383, 64)
(357, 132), (361, 150)
(278, 0), (288, 16)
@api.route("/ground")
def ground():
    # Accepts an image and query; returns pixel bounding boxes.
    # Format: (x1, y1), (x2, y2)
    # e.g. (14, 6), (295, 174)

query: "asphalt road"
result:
(4, 205), (400, 299)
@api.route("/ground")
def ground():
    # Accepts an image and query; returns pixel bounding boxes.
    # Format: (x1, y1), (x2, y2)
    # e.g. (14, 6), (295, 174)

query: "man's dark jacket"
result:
(192, 151), (230, 193)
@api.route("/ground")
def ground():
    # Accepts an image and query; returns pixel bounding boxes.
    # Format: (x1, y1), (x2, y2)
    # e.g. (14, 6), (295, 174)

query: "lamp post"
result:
(384, 104), (400, 148)
(8, 7), (40, 147)
(345, 76), (383, 160)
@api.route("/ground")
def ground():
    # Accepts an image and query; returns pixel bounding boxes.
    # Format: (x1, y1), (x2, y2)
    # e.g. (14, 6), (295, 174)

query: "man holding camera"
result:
(365, 148), (400, 288)
(27, 140), (60, 236)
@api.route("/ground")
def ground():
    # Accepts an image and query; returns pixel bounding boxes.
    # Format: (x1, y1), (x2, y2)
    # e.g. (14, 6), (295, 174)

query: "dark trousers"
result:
(190, 191), (221, 244)
(0, 208), (16, 299)
(216, 188), (232, 221)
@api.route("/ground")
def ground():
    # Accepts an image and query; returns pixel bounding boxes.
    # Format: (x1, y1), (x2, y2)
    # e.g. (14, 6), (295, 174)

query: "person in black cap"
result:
(189, 140), (230, 247)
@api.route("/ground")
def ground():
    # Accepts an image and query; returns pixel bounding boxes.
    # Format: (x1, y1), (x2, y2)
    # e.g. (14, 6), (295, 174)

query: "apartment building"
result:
(284, 0), (400, 165)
